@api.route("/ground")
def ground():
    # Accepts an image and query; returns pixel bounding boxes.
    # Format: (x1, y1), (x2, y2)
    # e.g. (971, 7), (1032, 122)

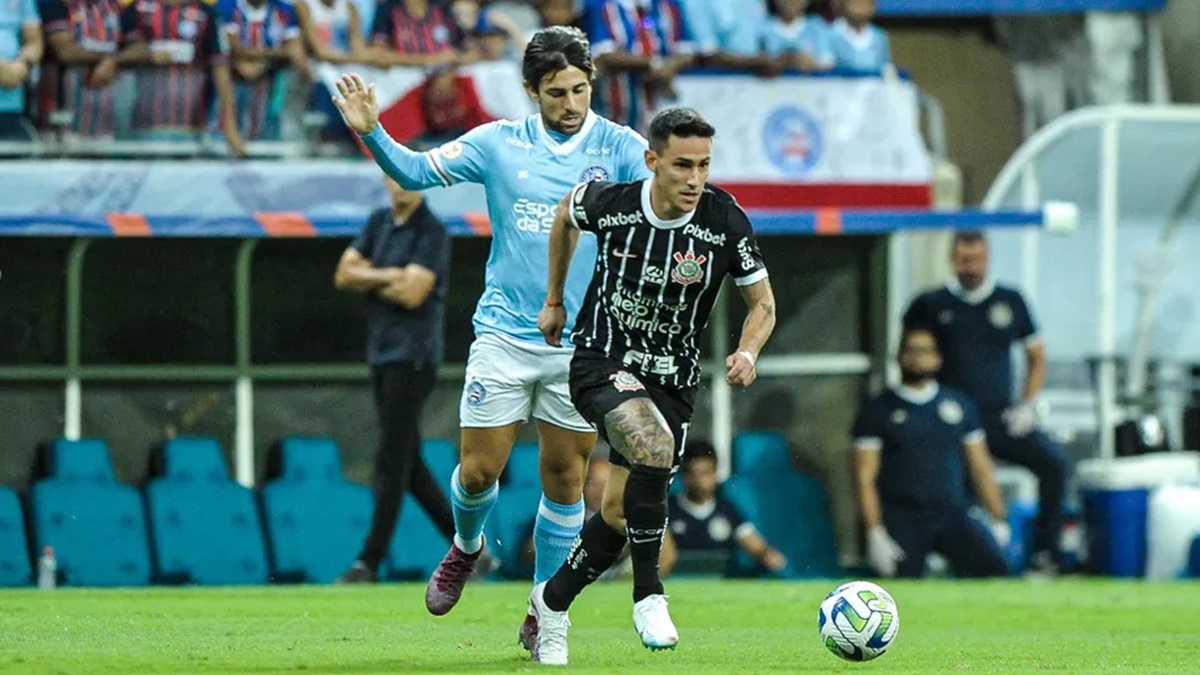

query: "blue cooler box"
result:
(1076, 454), (1200, 578)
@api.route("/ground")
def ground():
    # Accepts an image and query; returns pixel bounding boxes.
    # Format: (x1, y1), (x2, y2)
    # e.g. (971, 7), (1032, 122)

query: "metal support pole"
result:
(710, 280), (733, 481)
(64, 239), (91, 439)
(234, 239), (259, 487)
(1097, 118), (1121, 459)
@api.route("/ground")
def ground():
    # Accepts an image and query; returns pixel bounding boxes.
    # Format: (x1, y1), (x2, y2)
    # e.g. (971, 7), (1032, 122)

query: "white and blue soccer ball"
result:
(817, 580), (899, 662)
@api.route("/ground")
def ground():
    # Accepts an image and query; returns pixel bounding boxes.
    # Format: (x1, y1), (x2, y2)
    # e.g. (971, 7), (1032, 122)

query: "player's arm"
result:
(729, 278), (775, 374)
(726, 210), (774, 386)
(539, 188), (585, 346)
(1017, 290), (1047, 403)
(332, 74), (488, 190)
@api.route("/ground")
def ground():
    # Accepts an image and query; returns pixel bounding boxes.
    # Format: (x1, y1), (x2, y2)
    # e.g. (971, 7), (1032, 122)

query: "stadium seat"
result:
(732, 432), (793, 476)
(505, 442), (540, 488)
(261, 436), (373, 583)
(722, 471), (839, 579)
(383, 495), (447, 581)
(29, 438), (151, 587)
(421, 439), (459, 485)
(485, 485), (540, 580)
(270, 436), (344, 482)
(0, 487), (31, 586)
(47, 437), (116, 482)
(144, 437), (269, 585)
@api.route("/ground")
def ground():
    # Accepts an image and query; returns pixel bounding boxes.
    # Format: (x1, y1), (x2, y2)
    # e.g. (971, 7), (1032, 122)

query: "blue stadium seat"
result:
(273, 436), (344, 482)
(383, 495), (447, 581)
(485, 484), (540, 579)
(421, 439), (459, 486)
(30, 439), (151, 587)
(722, 471), (839, 579)
(157, 436), (230, 482)
(732, 432), (792, 476)
(261, 437), (373, 583)
(144, 437), (268, 585)
(48, 437), (116, 482)
(0, 487), (31, 586)
(506, 443), (540, 488)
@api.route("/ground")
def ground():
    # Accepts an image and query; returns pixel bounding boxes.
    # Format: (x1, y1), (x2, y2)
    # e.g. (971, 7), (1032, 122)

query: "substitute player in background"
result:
(331, 26), (653, 647)
(853, 323), (1010, 579)
(532, 107), (776, 665)
(903, 231), (1067, 575)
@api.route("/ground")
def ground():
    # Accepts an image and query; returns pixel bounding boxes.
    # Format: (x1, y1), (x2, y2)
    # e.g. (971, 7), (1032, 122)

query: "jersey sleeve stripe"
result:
(853, 437), (882, 452)
(426, 152), (454, 187)
(733, 269), (768, 287)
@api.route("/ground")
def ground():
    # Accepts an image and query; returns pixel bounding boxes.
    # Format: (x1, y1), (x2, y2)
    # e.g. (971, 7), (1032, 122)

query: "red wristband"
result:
(545, 300), (563, 308)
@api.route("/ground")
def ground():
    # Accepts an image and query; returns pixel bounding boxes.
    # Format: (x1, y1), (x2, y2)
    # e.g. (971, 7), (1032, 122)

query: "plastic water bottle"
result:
(38, 546), (57, 590)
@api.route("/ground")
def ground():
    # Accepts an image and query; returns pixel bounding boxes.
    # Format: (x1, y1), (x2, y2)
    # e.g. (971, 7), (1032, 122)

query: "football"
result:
(818, 581), (900, 662)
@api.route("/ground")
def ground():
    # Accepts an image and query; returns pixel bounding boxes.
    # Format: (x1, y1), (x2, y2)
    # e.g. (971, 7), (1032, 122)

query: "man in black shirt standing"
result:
(333, 176), (459, 583)
(903, 232), (1067, 575)
(528, 107), (776, 665)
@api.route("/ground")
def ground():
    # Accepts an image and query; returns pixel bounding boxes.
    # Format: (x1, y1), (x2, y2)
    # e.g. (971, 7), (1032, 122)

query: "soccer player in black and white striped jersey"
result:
(527, 107), (776, 665)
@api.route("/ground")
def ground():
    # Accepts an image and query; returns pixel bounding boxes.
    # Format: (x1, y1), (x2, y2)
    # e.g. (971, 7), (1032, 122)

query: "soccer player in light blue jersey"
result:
(332, 25), (653, 653)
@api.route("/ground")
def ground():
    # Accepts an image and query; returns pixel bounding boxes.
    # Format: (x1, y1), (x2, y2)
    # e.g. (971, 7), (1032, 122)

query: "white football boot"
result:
(529, 582), (570, 666)
(633, 594), (679, 651)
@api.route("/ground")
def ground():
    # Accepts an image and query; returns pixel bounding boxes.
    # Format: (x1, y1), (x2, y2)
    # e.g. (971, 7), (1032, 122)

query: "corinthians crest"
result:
(670, 250), (707, 285)
(610, 370), (645, 392)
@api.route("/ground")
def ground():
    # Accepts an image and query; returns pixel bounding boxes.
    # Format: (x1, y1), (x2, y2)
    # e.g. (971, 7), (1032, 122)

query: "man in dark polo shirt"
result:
(660, 440), (789, 579)
(853, 323), (1010, 579)
(334, 175), (456, 583)
(903, 231), (1067, 575)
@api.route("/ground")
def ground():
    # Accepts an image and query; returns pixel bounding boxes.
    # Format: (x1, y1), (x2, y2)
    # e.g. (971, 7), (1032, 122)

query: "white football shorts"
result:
(458, 332), (593, 433)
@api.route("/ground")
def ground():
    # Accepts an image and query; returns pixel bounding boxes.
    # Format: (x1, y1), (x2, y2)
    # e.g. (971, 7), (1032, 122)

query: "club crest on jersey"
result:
(938, 399), (963, 425)
(671, 250), (707, 285)
(610, 370), (645, 392)
(989, 302), (1013, 329)
(438, 141), (464, 160)
(580, 165), (610, 183)
(466, 381), (487, 407)
(891, 409), (907, 425)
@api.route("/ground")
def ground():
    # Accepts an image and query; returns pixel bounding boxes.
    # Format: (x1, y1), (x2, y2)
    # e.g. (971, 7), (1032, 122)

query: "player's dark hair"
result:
(952, 230), (988, 249)
(681, 439), (718, 470)
(522, 26), (594, 90)
(647, 107), (716, 153)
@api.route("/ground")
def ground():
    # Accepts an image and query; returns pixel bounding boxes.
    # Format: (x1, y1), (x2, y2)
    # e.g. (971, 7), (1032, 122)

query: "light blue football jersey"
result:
(368, 111), (652, 344)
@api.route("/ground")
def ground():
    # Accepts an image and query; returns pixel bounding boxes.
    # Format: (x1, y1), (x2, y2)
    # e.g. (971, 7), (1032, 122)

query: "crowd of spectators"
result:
(0, 0), (892, 154)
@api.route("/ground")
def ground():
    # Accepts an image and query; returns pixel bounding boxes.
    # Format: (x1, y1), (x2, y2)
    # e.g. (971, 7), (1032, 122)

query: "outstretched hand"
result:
(331, 73), (380, 135)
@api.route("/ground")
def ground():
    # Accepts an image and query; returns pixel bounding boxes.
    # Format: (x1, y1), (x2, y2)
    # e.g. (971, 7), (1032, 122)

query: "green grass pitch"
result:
(1, 579), (1196, 673)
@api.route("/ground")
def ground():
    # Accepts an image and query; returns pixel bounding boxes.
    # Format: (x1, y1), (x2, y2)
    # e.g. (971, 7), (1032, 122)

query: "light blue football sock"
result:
(450, 465), (498, 555)
(533, 495), (586, 584)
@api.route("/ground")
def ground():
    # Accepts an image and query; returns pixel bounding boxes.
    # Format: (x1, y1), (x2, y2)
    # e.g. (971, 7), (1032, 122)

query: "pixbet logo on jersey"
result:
(513, 199), (555, 234)
(683, 223), (726, 246)
(597, 211), (643, 230)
